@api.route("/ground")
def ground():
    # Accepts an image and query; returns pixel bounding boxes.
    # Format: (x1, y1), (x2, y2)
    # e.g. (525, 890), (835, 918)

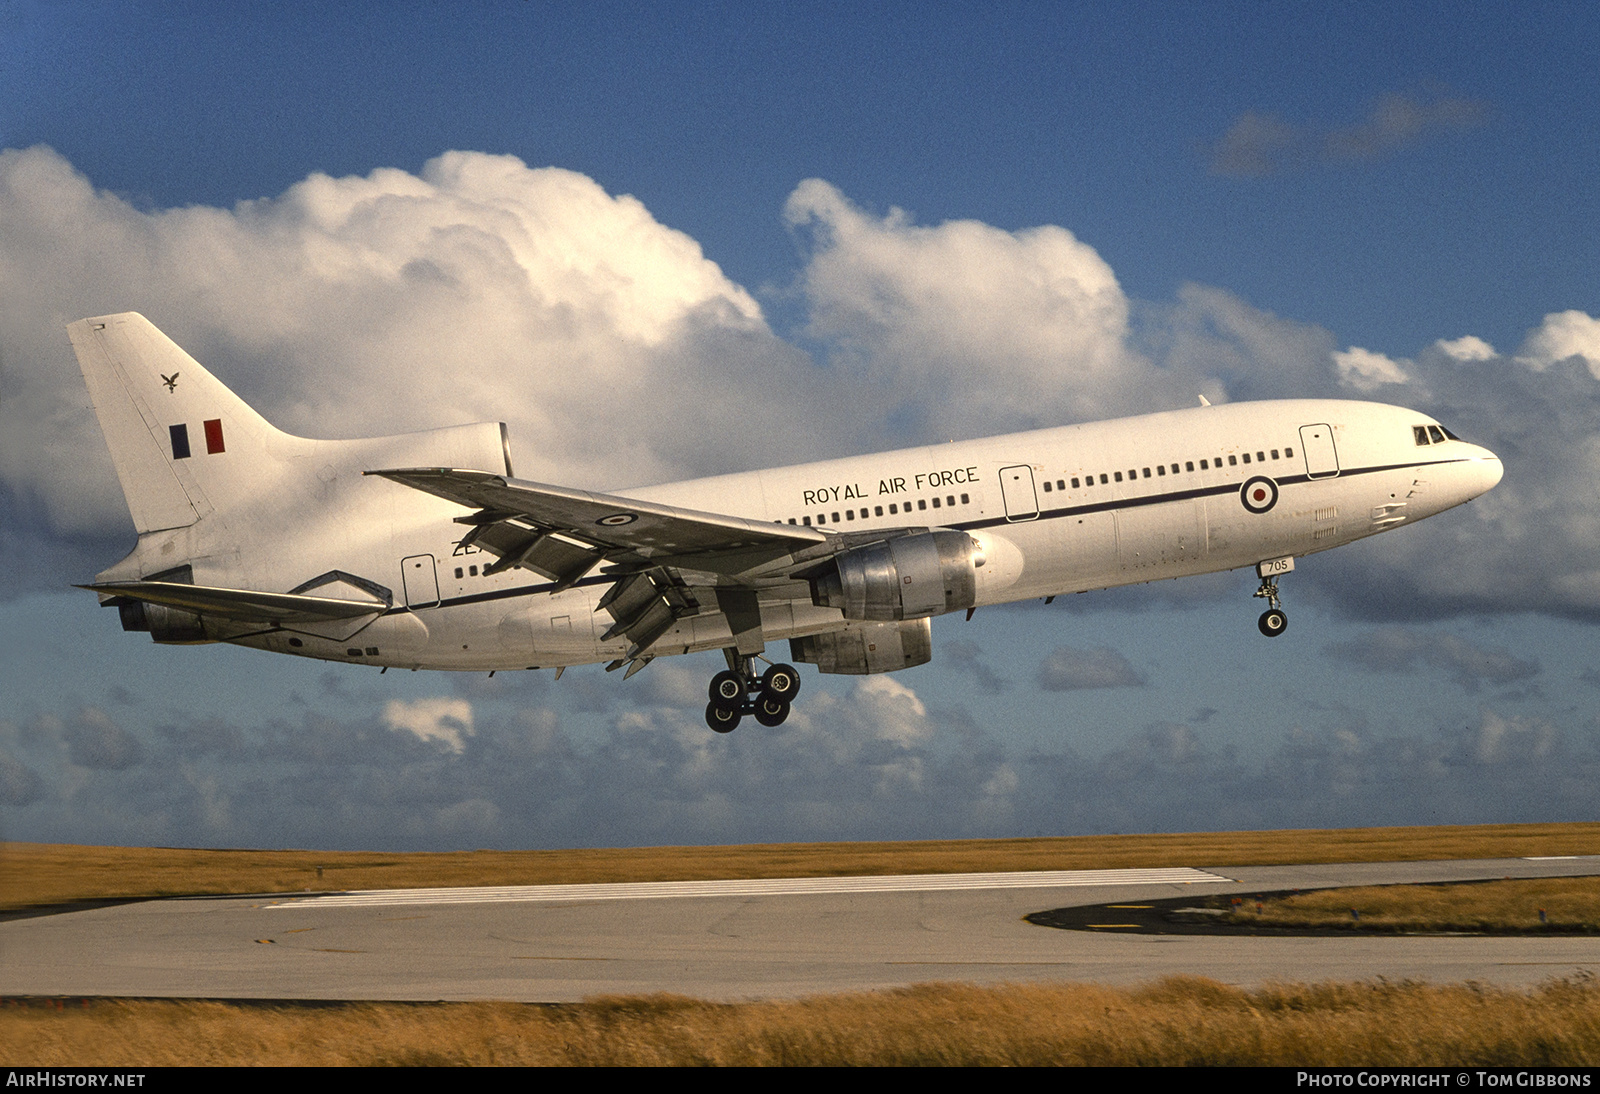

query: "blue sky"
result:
(2, 1), (1599, 850)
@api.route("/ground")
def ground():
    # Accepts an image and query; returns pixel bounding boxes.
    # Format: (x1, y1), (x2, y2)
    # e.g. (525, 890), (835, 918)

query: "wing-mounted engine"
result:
(809, 530), (983, 621)
(790, 619), (932, 674)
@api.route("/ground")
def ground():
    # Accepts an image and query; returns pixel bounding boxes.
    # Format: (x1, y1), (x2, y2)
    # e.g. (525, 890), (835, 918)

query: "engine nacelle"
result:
(790, 619), (932, 675)
(810, 530), (982, 621)
(116, 600), (213, 644)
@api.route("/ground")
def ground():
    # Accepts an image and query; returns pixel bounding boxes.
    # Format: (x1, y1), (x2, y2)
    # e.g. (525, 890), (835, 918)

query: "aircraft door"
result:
(401, 554), (441, 608)
(1299, 424), (1340, 479)
(999, 465), (1039, 522)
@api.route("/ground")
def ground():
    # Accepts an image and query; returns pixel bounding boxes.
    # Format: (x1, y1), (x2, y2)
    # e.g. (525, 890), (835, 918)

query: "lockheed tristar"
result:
(70, 313), (1503, 731)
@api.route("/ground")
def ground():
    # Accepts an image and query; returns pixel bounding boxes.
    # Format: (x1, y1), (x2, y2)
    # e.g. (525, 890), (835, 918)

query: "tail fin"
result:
(67, 313), (288, 534)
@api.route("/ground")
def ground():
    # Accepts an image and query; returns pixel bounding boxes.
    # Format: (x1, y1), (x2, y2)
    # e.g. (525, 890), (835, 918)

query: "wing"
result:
(366, 468), (827, 576)
(366, 467), (844, 669)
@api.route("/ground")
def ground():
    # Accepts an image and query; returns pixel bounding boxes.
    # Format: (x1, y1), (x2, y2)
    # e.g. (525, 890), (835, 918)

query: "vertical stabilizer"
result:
(68, 313), (287, 534)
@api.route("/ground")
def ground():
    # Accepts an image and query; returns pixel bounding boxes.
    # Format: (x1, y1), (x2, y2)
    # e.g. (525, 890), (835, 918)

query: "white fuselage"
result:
(175, 398), (1498, 671)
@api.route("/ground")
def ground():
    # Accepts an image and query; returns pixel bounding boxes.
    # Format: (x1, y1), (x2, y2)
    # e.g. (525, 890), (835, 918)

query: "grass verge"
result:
(1222, 875), (1600, 933)
(5, 977), (1599, 1065)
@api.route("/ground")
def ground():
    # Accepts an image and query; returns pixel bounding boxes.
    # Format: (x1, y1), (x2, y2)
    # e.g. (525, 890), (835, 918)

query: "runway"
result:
(2, 856), (1596, 1002)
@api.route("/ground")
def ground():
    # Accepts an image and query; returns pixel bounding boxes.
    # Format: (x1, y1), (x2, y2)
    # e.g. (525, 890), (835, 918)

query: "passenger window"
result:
(455, 567), (464, 579)
(947, 495), (955, 507)
(1271, 449), (1279, 459)
(1242, 453), (1251, 464)
(1199, 459), (1207, 469)
(1285, 446), (1294, 457)
(1142, 468), (1151, 478)
(846, 510), (855, 520)
(803, 516), (812, 525)
(1228, 455), (1237, 466)
(931, 497), (941, 508)
(469, 565), (478, 576)
(1157, 465), (1166, 475)
(1070, 478), (1079, 488)
(1114, 471), (1123, 482)
(832, 512), (840, 523)
(1100, 474), (1108, 484)
(1043, 480), (1053, 492)
(788, 518), (797, 524)
(875, 505), (883, 516)
(1171, 464), (1179, 474)
(960, 493), (969, 504)
(917, 499), (927, 511)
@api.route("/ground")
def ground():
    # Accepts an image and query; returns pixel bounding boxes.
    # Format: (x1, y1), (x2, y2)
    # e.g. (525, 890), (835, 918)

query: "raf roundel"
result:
(1239, 476), (1279, 514)
(597, 513), (638, 526)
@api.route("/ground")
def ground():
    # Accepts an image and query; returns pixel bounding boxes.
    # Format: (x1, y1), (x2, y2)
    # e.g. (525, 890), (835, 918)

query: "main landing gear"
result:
(1253, 557), (1293, 638)
(705, 651), (801, 733)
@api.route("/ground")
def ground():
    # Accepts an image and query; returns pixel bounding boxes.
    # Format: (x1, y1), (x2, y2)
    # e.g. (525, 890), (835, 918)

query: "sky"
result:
(2, 1), (1600, 851)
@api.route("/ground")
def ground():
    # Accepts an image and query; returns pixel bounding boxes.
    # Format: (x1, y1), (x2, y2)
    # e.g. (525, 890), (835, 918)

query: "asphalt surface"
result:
(1, 856), (1596, 1002)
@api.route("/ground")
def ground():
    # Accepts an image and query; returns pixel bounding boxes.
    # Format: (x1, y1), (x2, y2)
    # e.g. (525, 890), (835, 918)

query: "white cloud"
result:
(785, 179), (1174, 433)
(1333, 346), (1410, 391)
(1435, 335), (1496, 361)
(1518, 310), (1600, 376)
(383, 696), (475, 753)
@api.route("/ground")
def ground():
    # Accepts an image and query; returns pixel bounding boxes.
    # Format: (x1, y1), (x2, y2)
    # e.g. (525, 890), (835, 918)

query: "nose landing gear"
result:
(704, 650), (801, 732)
(1253, 557), (1293, 638)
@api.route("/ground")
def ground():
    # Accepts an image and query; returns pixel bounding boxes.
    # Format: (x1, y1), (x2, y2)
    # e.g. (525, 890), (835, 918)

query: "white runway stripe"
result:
(269, 867), (1231, 908)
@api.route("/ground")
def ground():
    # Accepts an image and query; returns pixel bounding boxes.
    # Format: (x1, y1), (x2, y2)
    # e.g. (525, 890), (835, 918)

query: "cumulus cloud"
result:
(383, 696), (475, 753)
(1036, 646), (1147, 691)
(1436, 335), (1496, 362)
(1209, 90), (1488, 178)
(1333, 346), (1410, 391)
(0, 146), (822, 550)
(785, 179), (1188, 434)
(1324, 628), (1539, 693)
(1517, 310), (1600, 375)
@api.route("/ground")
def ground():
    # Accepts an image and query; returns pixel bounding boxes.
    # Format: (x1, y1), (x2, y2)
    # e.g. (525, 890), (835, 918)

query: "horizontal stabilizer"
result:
(81, 581), (388, 625)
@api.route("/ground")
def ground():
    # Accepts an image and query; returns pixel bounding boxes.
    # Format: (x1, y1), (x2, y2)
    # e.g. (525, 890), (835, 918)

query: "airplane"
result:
(68, 312), (1504, 732)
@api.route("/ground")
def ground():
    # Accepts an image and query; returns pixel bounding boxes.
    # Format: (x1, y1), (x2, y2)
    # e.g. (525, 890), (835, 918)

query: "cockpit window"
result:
(1413, 425), (1431, 445)
(1427, 425), (1446, 444)
(1441, 426), (1461, 441)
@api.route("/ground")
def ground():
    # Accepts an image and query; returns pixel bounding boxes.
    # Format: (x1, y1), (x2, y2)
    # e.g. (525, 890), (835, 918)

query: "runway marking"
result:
(269, 867), (1231, 909)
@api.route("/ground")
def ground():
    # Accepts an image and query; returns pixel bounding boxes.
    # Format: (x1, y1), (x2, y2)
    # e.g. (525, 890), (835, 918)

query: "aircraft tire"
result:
(760, 663), (801, 702)
(1258, 609), (1288, 638)
(709, 670), (746, 708)
(753, 696), (790, 727)
(706, 702), (742, 733)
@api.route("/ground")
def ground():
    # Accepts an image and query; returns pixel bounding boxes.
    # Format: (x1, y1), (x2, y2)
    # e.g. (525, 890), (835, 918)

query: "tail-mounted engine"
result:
(810, 530), (983, 621)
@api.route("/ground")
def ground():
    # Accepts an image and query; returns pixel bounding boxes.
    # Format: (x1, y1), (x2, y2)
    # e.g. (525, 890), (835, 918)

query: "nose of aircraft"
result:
(1462, 444), (1503, 499)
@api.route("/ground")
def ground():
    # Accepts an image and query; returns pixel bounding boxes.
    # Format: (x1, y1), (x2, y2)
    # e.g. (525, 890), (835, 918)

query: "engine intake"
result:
(811, 530), (982, 621)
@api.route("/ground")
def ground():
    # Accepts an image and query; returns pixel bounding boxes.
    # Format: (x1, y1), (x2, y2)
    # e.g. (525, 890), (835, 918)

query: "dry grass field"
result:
(4, 821), (1597, 910)
(7, 977), (1599, 1066)
(1226, 875), (1600, 932)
